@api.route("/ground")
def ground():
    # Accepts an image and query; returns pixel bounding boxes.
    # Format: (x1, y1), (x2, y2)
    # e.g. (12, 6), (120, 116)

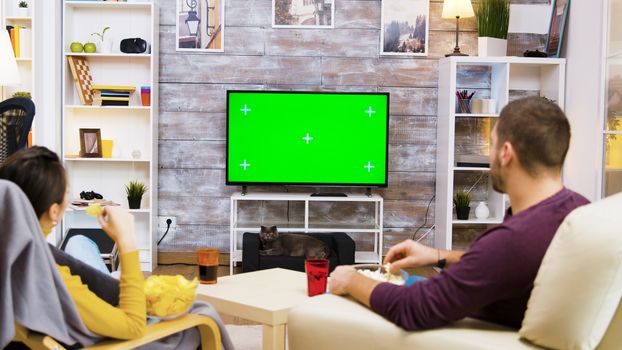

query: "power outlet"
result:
(158, 216), (177, 232)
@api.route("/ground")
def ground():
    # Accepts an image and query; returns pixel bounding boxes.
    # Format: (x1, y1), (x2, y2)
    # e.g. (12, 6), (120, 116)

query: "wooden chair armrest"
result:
(84, 314), (221, 350)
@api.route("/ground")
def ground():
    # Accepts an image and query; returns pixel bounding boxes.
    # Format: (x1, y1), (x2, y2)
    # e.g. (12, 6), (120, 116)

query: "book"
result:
(92, 85), (136, 92)
(19, 28), (31, 58)
(100, 100), (130, 106)
(13, 26), (20, 58)
(93, 90), (131, 98)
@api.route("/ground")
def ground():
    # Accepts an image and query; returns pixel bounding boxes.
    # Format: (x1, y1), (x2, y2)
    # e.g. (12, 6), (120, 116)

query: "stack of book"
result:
(91, 85), (136, 106)
(5, 25), (32, 58)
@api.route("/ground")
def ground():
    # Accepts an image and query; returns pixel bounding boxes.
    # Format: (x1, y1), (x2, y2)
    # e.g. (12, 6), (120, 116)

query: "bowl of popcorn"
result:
(354, 264), (405, 285)
(144, 275), (198, 320)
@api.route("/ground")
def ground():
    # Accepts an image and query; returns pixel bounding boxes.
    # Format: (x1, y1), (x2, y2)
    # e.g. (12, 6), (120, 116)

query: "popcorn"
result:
(86, 204), (104, 217)
(357, 264), (404, 285)
(144, 275), (198, 317)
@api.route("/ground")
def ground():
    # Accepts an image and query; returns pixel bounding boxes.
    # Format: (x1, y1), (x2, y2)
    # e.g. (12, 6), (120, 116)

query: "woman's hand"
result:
(98, 206), (137, 253)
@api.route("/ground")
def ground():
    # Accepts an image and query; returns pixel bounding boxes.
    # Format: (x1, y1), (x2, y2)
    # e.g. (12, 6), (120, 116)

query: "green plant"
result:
(18, 1), (27, 8)
(453, 191), (471, 209)
(12, 91), (31, 99)
(476, 0), (510, 39)
(91, 26), (110, 42)
(125, 180), (147, 200)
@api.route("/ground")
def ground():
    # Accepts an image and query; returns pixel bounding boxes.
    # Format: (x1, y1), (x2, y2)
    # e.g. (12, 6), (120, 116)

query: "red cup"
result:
(305, 259), (329, 297)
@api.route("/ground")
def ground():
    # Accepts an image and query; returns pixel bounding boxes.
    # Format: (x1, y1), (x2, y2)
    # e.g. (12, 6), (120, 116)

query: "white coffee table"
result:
(196, 268), (309, 350)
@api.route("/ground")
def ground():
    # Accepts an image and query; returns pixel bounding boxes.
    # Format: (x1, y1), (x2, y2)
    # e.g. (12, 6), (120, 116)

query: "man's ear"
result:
(500, 141), (515, 167)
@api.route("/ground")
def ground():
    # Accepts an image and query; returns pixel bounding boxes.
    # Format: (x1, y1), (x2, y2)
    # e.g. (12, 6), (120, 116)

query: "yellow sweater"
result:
(56, 250), (147, 339)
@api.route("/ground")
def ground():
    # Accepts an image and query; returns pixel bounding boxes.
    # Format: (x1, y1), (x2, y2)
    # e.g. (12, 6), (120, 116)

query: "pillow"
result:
(519, 193), (622, 350)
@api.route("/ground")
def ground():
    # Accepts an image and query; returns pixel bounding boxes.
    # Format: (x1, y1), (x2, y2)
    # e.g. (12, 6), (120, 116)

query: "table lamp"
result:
(0, 29), (20, 97)
(442, 0), (475, 57)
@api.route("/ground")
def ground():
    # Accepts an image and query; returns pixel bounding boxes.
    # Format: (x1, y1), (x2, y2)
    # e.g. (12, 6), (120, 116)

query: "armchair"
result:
(0, 97), (35, 163)
(288, 193), (622, 350)
(0, 179), (223, 350)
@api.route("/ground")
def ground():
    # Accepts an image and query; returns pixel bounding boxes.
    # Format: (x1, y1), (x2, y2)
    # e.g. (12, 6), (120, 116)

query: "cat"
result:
(259, 225), (330, 259)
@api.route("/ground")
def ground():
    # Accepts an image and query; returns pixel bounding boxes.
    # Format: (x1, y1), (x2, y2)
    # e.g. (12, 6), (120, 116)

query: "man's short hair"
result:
(496, 97), (571, 176)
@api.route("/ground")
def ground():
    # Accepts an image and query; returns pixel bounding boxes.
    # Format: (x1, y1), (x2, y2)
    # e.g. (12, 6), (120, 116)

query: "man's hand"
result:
(384, 239), (438, 272)
(329, 265), (380, 307)
(329, 265), (357, 295)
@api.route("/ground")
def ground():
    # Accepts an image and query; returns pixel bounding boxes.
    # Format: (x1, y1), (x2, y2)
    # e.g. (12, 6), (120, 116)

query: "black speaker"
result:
(120, 38), (147, 54)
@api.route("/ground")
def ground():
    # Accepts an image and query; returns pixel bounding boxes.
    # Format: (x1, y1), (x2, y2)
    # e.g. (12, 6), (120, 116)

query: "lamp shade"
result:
(442, 0), (475, 18)
(0, 29), (20, 86)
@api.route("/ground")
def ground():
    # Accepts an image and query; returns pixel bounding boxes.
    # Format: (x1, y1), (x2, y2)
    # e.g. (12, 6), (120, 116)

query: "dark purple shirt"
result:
(370, 188), (589, 330)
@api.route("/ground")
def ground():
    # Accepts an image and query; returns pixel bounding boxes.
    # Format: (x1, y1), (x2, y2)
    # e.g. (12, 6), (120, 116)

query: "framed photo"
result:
(272, 0), (334, 28)
(176, 0), (225, 52)
(79, 128), (102, 158)
(380, 0), (429, 56)
(545, 0), (570, 58)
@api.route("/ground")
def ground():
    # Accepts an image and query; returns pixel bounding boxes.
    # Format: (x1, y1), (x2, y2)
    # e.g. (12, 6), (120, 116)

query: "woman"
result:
(0, 146), (146, 340)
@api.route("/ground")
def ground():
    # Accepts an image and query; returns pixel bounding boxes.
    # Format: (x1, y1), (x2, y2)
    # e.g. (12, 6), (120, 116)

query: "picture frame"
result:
(176, 0), (225, 52)
(272, 0), (334, 28)
(545, 0), (570, 58)
(380, 0), (429, 56)
(79, 128), (102, 158)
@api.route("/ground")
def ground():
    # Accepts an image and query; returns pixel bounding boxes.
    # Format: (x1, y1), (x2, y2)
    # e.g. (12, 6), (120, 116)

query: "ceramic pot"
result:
(456, 206), (470, 220)
(478, 37), (507, 57)
(128, 197), (141, 210)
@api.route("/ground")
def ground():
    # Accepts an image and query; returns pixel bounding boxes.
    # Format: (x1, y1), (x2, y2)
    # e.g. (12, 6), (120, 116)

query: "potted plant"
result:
(17, 1), (28, 17)
(91, 26), (111, 53)
(475, 0), (510, 57)
(454, 190), (471, 220)
(12, 91), (31, 99)
(125, 180), (147, 209)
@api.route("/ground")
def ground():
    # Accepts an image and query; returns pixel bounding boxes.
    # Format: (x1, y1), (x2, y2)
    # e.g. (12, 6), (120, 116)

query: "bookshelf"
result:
(435, 56), (566, 250)
(1, 0), (35, 143)
(61, 0), (159, 271)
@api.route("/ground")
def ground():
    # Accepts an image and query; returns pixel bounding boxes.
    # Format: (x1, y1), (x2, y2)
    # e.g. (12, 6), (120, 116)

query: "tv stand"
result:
(229, 192), (384, 274)
(310, 192), (347, 197)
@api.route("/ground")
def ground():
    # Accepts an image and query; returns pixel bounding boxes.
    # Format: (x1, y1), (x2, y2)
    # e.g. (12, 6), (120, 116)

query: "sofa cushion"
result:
(519, 193), (622, 350)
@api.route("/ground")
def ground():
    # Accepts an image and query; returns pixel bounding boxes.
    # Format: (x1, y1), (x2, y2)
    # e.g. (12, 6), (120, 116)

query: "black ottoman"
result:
(242, 232), (355, 273)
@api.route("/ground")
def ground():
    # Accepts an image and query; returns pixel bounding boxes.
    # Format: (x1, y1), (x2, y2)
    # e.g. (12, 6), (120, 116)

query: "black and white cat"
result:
(259, 225), (329, 259)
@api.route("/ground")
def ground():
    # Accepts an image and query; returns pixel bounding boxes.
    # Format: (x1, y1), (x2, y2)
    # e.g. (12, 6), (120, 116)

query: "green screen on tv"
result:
(226, 91), (389, 187)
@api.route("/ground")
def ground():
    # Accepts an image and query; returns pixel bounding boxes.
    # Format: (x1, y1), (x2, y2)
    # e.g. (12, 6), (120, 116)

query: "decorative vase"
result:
(17, 7), (28, 17)
(456, 206), (470, 220)
(128, 197), (141, 210)
(100, 38), (113, 53)
(478, 37), (507, 57)
(475, 201), (490, 219)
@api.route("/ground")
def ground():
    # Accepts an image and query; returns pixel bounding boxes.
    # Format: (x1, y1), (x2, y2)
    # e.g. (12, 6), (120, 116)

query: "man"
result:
(329, 97), (590, 330)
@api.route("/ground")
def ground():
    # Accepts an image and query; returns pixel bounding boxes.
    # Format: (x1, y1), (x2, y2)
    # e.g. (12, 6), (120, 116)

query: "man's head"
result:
(490, 97), (571, 193)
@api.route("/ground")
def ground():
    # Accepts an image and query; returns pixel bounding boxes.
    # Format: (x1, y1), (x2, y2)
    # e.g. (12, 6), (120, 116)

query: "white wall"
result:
(563, 0), (605, 201)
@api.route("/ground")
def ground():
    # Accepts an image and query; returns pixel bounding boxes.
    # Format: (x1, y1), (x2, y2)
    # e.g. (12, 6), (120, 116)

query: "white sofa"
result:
(288, 193), (622, 350)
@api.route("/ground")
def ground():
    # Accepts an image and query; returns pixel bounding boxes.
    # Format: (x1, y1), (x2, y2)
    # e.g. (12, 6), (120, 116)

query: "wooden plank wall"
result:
(156, 0), (550, 253)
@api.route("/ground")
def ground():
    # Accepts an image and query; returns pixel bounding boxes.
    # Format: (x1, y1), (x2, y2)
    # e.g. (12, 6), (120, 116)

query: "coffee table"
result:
(196, 268), (309, 350)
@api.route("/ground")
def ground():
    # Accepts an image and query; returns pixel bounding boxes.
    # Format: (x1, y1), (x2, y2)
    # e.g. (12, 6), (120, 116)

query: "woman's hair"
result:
(0, 146), (67, 218)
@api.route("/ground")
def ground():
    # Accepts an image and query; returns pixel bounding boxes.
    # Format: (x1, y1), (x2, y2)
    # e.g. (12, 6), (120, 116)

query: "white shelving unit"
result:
(61, 0), (159, 271)
(1, 0), (35, 143)
(435, 56), (566, 250)
(229, 192), (384, 274)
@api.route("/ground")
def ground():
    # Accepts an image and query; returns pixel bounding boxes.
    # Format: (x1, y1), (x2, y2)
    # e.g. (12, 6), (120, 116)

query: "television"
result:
(226, 90), (390, 188)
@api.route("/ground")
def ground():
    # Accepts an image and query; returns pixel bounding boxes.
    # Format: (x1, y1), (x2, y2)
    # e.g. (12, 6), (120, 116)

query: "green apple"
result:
(83, 42), (97, 53)
(70, 42), (84, 53)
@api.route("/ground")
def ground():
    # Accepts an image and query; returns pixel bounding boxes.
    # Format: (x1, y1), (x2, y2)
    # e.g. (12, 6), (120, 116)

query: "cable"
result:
(157, 219), (172, 246)
(411, 195), (435, 240)
(416, 224), (435, 243)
